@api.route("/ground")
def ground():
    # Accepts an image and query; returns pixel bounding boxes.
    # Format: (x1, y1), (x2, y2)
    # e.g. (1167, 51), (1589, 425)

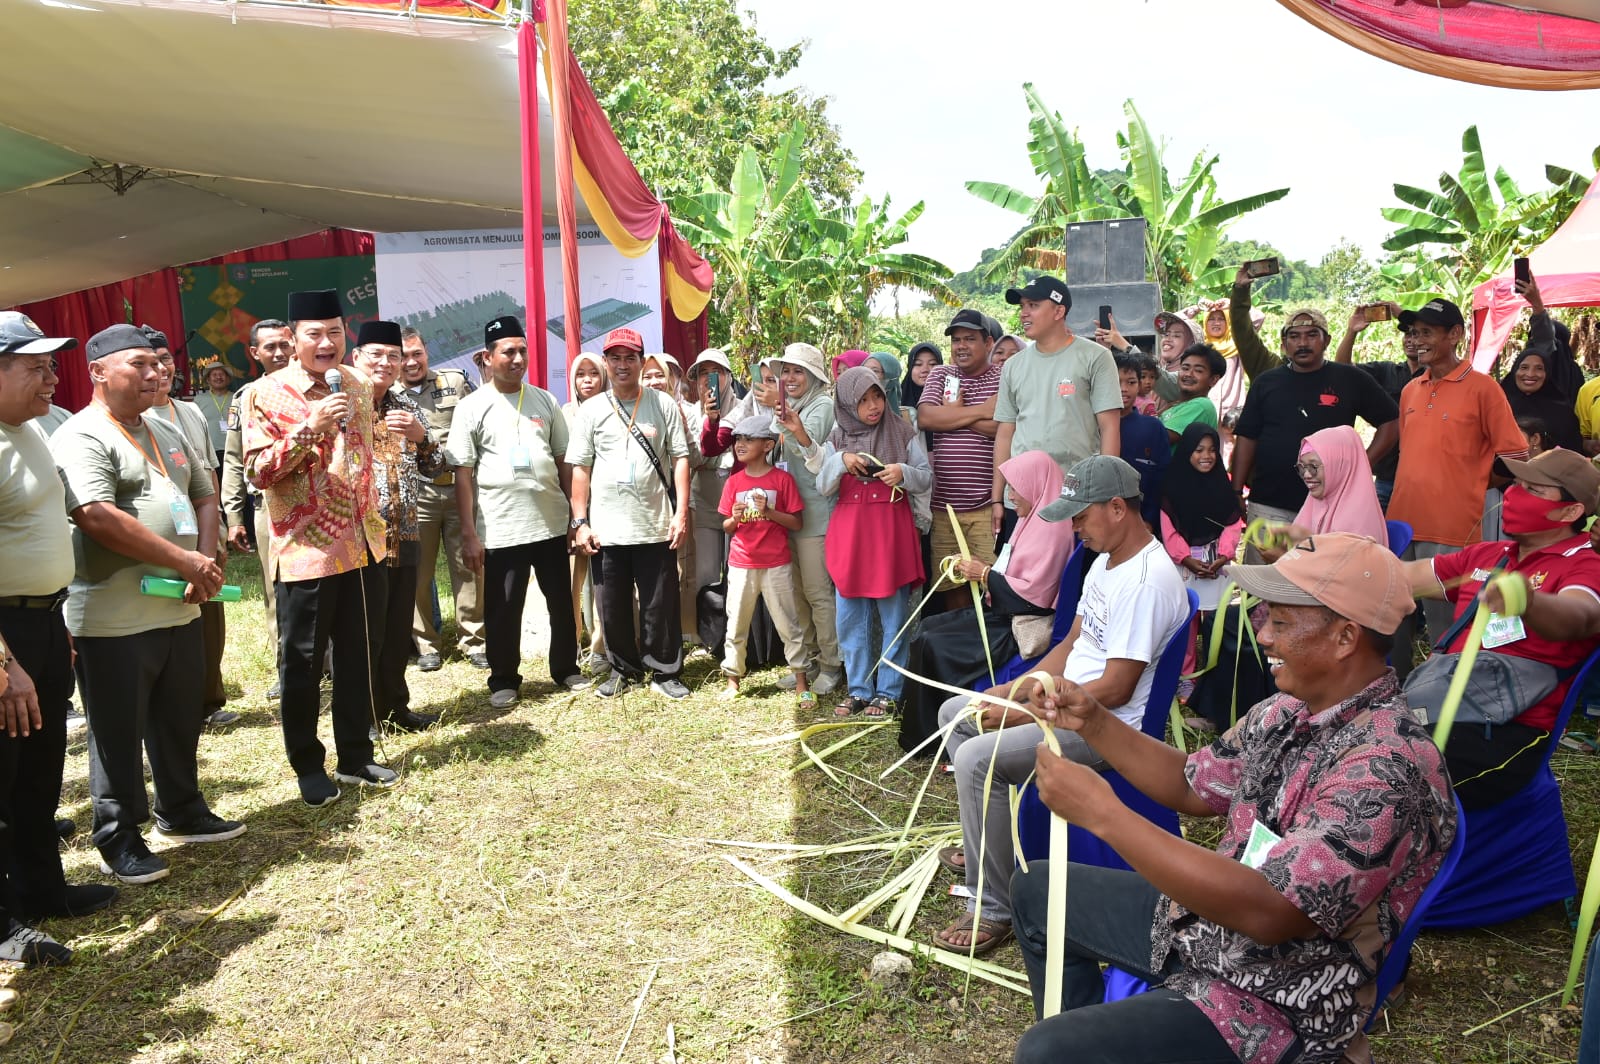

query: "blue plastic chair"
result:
(1385, 519), (1414, 558)
(994, 544), (1086, 686)
(1422, 646), (1600, 928)
(1366, 794), (1466, 1031)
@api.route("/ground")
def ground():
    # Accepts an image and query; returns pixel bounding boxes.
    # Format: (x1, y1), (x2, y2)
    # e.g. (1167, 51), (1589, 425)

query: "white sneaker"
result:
(561, 674), (593, 691)
(813, 669), (844, 695)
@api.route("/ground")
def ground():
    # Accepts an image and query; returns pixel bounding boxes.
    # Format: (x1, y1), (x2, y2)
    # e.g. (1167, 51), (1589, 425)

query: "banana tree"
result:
(1379, 126), (1595, 305)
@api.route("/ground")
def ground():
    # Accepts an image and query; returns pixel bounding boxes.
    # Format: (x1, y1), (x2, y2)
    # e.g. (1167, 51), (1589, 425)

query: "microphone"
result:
(325, 367), (348, 430)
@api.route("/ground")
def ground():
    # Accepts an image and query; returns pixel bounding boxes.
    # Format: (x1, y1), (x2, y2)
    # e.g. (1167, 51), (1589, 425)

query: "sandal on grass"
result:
(933, 912), (1013, 956)
(833, 697), (866, 718)
(936, 846), (966, 874)
(797, 691), (818, 711)
(864, 696), (895, 718)
(1559, 732), (1600, 754)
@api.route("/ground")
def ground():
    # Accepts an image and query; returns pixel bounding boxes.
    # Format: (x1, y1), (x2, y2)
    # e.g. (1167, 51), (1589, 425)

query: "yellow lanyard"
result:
(102, 408), (171, 480)
(203, 391), (228, 421)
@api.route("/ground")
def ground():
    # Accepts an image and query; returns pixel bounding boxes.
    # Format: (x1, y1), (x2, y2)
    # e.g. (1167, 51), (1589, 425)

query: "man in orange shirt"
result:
(1386, 298), (1526, 677)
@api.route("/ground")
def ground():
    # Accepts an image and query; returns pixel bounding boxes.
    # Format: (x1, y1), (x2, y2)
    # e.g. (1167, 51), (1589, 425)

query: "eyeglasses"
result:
(1295, 459), (1322, 477)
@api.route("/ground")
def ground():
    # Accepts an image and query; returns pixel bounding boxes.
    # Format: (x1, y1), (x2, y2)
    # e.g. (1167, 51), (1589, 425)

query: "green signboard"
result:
(177, 256), (377, 390)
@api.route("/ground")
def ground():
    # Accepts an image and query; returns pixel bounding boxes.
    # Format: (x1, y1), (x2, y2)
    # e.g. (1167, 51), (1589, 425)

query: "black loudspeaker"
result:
(1065, 282), (1163, 345)
(1065, 218), (1147, 285)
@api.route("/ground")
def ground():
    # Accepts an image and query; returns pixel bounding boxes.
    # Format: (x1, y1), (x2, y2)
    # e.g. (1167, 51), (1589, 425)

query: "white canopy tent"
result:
(0, 0), (589, 307)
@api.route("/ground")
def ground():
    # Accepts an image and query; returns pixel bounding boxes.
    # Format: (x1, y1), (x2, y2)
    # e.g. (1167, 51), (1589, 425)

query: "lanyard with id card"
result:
(104, 410), (198, 535)
(509, 386), (536, 477)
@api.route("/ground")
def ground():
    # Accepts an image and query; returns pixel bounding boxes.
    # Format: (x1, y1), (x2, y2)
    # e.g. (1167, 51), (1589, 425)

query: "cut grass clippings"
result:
(0, 548), (1594, 1061)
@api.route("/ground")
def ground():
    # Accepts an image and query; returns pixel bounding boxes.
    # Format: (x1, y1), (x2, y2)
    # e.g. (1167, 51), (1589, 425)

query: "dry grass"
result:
(0, 548), (1595, 1062)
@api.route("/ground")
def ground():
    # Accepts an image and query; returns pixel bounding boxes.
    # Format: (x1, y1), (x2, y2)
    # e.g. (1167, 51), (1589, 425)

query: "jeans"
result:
(1010, 861), (1243, 1064)
(836, 588), (910, 701)
(1581, 932), (1600, 1064)
(1375, 479), (1394, 513)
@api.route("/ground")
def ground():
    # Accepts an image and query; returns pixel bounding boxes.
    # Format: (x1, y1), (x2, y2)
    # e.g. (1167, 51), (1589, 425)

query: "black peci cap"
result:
(357, 320), (404, 348)
(287, 289), (344, 321)
(484, 315), (526, 348)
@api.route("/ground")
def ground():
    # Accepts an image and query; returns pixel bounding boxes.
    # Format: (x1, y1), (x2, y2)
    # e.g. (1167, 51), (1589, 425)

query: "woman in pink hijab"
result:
(1290, 425), (1389, 546)
(831, 348), (870, 381)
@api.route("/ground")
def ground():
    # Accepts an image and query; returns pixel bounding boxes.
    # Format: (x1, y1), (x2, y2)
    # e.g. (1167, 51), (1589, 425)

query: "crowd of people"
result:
(3, 262), (1600, 1062)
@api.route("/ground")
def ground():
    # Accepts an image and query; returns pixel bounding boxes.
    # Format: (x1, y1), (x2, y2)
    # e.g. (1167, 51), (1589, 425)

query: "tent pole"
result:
(517, 15), (550, 388)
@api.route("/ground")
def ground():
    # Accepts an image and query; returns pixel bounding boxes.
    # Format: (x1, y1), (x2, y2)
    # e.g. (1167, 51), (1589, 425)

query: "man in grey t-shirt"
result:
(991, 275), (1121, 543)
(449, 317), (581, 709)
(54, 325), (243, 889)
(568, 331), (691, 699)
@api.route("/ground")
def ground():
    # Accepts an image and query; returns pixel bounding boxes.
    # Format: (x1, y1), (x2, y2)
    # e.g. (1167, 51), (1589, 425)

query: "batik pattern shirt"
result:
(242, 361), (387, 581)
(1153, 671), (1455, 1064)
(371, 386), (446, 569)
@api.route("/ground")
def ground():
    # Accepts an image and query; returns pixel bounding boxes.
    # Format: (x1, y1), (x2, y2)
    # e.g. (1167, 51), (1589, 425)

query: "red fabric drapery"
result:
(20, 229), (373, 412)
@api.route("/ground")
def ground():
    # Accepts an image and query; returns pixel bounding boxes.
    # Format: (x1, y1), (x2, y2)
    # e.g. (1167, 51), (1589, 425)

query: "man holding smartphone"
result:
(919, 308), (1003, 606)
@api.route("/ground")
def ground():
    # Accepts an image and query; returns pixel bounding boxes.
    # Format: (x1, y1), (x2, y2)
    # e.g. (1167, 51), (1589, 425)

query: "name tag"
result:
(511, 445), (533, 473)
(169, 489), (198, 536)
(1482, 613), (1527, 649)
(1240, 819), (1283, 871)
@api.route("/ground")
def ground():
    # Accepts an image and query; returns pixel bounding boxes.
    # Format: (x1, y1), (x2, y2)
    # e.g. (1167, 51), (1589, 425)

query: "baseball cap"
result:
(1397, 298), (1465, 332)
(86, 324), (155, 362)
(1502, 448), (1600, 515)
(1280, 308), (1330, 337)
(944, 308), (1001, 339)
(689, 348), (733, 377)
(602, 327), (643, 353)
(1039, 455), (1143, 522)
(1004, 275), (1072, 310)
(0, 312), (77, 355)
(1225, 532), (1415, 636)
(731, 414), (778, 440)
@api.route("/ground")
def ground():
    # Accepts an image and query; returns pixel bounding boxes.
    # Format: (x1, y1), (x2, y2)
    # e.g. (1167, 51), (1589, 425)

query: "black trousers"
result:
(200, 599), (227, 712)
(76, 619), (210, 848)
(276, 565), (384, 778)
(484, 536), (579, 693)
(597, 541), (681, 682)
(0, 604), (71, 913)
(376, 563), (418, 720)
(1444, 720), (1551, 810)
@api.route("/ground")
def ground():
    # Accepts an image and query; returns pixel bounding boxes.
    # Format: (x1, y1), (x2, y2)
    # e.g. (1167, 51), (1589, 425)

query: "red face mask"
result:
(1500, 484), (1573, 536)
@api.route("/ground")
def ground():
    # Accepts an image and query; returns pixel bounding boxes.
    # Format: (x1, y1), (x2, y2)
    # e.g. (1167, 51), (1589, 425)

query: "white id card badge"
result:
(1240, 819), (1283, 871)
(992, 542), (1014, 576)
(1482, 613), (1527, 649)
(510, 445), (533, 473)
(169, 490), (199, 537)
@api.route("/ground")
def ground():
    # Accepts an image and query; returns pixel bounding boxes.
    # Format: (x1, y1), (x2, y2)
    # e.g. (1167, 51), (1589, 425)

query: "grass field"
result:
(1, 548), (1594, 1062)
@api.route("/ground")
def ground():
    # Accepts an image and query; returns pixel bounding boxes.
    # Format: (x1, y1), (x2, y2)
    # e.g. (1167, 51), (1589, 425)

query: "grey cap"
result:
(86, 324), (155, 362)
(0, 312), (77, 355)
(731, 414), (778, 441)
(1039, 454), (1143, 522)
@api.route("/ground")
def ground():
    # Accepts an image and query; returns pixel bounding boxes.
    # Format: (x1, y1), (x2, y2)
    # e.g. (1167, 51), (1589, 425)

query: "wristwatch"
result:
(569, 517), (589, 530)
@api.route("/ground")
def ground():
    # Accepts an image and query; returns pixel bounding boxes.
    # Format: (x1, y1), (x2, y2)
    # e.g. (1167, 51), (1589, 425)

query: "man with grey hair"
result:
(54, 324), (244, 886)
(221, 318), (294, 700)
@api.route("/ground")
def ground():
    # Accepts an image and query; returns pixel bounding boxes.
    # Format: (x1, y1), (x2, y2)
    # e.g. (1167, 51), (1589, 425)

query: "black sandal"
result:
(833, 697), (866, 718)
(864, 696), (896, 718)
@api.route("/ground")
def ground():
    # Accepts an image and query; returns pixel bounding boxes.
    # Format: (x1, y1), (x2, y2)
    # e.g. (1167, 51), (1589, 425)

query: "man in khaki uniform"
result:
(401, 327), (485, 670)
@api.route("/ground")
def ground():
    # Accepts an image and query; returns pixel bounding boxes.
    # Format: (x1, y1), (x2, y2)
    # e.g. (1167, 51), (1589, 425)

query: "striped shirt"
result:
(919, 362), (1001, 512)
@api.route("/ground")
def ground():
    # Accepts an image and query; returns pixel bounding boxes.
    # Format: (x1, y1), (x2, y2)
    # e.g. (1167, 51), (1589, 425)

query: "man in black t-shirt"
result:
(1333, 302), (1419, 511)
(1230, 305), (1398, 561)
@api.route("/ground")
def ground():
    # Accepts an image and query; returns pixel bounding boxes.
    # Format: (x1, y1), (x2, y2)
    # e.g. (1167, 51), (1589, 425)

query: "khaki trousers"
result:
(721, 563), (807, 677)
(253, 502), (278, 651)
(413, 484), (484, 655)
(790, 534), (840, 672)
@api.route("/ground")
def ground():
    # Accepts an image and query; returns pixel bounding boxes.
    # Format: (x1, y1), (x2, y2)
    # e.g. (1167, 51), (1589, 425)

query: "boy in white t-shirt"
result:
(932, 455), (1189, 956)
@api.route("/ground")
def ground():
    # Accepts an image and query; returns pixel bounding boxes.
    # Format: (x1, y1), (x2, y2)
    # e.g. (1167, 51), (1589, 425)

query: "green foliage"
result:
(1378, 126), (1596, 305)
(965, 89), (1290, 307)
(674, 122), (957, 359)
(568, 0), (860, 208)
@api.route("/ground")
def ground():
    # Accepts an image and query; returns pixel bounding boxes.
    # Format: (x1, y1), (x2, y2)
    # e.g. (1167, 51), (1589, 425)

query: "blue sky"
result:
(740, 0), (1600, 274)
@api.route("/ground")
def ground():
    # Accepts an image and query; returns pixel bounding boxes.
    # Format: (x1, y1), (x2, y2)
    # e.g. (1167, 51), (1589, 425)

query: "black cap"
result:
(1004, 275), (1072, 311)
(357, 320), (403, 348)
(139, 324), (169, 350)
(0, 312), (77, 355)
(86, 324), (155, 361)
(944, 308), (1001, 340)
(1397, 298), (1465, 331)
(287, 289), (344, 322)
(484, 315), (526, 348)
